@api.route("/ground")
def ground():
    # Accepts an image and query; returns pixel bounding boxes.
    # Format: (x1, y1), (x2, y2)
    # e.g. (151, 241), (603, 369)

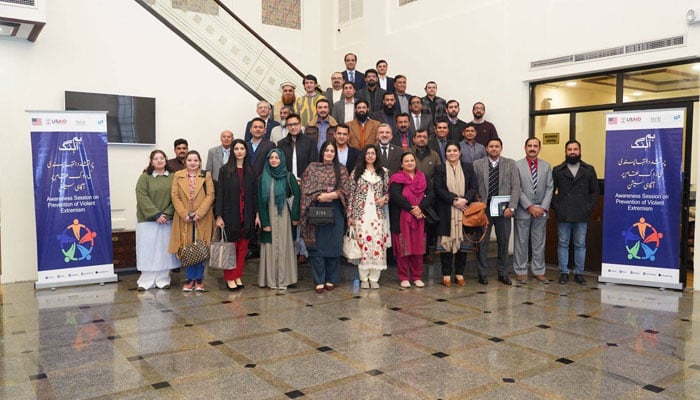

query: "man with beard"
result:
(244, 101), (279, 141)
(294, 74), (325, 126)
(371, 92), (400, 131)
(408, 95), (433, 136)
(274, 81), (296, 122)
(469, 101), (499, 146)
(270, 106), (292, 145)
(421, 81), (447, 125)
(167, 138), (188, 171)
(331, 82), (356, 123)
(342, 52), (365, 90)
(391, 113), (412, 150)
(323, 72), (344, 108)
(376, 123), (402, 174)
(376, 59), (394, 93)
(412, 128), (441, 185)
(356, 68), (385, 113)
(347, 100), (380, 149)
(393, 75), (412, 114)
(446, 99), (469, 142)
(427, 119), (450, 163)
(552, 140), (599, 285)
(305, 98), (338, 151)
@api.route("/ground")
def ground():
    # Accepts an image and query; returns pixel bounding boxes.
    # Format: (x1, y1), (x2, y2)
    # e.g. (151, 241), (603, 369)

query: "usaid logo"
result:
(46, 119), (68, 125)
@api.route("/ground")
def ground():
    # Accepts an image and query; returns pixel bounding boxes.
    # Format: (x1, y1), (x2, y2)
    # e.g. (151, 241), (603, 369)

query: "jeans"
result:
(310, 253), (340, 285)
(557, 222), (587, 274)
(185, 262), (204, 281)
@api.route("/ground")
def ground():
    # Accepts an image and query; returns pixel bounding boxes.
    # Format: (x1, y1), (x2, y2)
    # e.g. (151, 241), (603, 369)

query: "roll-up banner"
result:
(600, 108), (684, 290)
(29, 111), (117, 289)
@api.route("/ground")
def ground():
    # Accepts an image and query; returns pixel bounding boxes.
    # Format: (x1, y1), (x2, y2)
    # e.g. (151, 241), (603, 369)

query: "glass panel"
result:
(533, 75), (616, 111)
(534, 114), (569, 166)
(575, 110), (611, 179)
(623, 62), (700, 102)
(691, 101), (698, 187)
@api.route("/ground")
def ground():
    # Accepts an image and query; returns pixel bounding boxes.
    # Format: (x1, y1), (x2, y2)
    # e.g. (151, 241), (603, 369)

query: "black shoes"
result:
(478, 276), (488, 285)
(559, 273), (569, 284)
(497, 275), (512, 285)
(574, 274), (587, 285)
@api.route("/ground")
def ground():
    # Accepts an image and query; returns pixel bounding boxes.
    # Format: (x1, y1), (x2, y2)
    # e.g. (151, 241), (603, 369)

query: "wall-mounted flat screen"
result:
(65, 91), (156, 145)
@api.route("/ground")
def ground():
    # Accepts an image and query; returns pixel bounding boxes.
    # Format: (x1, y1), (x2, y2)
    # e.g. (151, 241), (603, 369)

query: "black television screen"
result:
(65, 91), (156, 145)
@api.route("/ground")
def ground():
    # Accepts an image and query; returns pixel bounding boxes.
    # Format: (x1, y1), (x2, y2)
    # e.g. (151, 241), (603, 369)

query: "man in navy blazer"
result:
(376, 59), (394, 93)
(342, 53), (365, 90)
(333, 123), (360, 174)
(245, 118), (275, 177)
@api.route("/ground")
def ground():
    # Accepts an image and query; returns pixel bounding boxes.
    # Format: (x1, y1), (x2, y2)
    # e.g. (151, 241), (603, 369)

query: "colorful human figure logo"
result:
(57, 219), (97, 262)
(621, 217), (663, 261)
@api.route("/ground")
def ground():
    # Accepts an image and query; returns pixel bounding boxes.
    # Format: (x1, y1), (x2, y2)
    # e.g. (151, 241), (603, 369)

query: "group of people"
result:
(134, 53), (600, 292)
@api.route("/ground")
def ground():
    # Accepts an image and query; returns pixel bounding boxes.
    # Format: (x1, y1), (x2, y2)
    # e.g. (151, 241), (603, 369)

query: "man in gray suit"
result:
(514, 137), (554, 284)
(205, 130), (233, 184)
(473, 138), (520, 285)
(331, 81), (356, 123)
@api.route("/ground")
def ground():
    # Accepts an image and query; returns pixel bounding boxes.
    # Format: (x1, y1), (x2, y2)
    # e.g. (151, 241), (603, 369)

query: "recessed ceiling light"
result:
(632, 91), (643, 96)
(565, 81), (578, 87)
(692, 64), (700, 71)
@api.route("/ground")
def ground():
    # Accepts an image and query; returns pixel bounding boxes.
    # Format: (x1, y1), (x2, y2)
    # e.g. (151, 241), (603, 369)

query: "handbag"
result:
(206, 227), (237, 270)
(308, 203), (334, 226)
(343, 226), (362, 262)
(462, 202), (488, 228)
(423, 208), (439, 225)
(177, 222), (210, 267)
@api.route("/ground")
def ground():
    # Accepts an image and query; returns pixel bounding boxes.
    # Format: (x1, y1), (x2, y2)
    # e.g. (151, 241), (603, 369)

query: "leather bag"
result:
(206, 227), (236, 270)
(177, 222), (210, 267)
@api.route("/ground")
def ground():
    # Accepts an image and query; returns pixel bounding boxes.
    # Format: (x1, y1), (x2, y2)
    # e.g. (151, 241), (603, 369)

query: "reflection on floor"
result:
(1, 261), (698, 399)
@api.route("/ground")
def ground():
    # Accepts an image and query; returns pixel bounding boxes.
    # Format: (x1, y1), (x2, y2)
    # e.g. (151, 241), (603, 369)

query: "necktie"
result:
(439, 139), (446, 162)
(488, 162), (499, 199)
(530, 159), (538, 194)
(349, 71), (354, 82)
(401, 134), (408, 149)
(415, 115), (420, 128)
(222, 149), (229, 164)
(382, 146), (388, 159)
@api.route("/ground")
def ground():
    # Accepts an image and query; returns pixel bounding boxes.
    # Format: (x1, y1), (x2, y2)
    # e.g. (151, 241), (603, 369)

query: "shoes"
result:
(360, 281), (370, 289)
(516, 275), (528, 284)
(369, 281), (380, 289)
(159, 284), (171, 290)
(559, 273), (569, 284)
(226, 281), (239, 291)
(478, 276), (489, 285)
(172, 268), (181, 273)
(315, 285), (325, 293)
(534, 275), (550, 284)
(182, 279), (195, 292)
(137, 286), (147, 291)
(413, 280), (425, 288)
(455, 276), (466, 286)
(194, 279), (205, 292)
(498, 275), (512, 285)
(400, 280), (411, 288)
(325, 283), (335, 291)
(442, 276), (451, 287)
(297, 255), (308, 265)
(278, 286), (287, 290)
(246, 249), (260, 259)
(574, 274), (587, 285)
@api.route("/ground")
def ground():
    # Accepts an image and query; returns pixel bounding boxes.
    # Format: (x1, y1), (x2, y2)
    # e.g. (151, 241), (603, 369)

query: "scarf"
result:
(441, 162), (465, 253)
(389, 169), (427, 255)
(260, 149), (290, 214)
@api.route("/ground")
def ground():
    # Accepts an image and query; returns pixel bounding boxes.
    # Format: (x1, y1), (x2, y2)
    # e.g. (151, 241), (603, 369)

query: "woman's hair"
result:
(353, 144), (384, 182)
(186, 150), (201, 163)
(222, 139), (251, 177)
(445, 140), (461, 154)
(400, 150), (416, 165)
(144, 149), (173, 174)
(319, 140), (342, 188)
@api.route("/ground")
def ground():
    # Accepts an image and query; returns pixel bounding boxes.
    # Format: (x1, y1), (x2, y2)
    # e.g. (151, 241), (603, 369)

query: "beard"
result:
(566, 154), (581, 164)
(473, 111), (483, 119)
(356, 112), (368, 122)
(382, 104), (395, 114)
(282, 93), (296, 105)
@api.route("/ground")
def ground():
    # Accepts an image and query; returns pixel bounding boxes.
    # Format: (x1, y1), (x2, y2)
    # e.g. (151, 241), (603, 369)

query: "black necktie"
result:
(488, 162), (499, 199)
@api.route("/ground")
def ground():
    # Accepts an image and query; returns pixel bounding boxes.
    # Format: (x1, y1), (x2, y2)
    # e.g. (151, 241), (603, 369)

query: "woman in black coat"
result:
(433, 141), (478, 286)
(214, 139), (258, 290)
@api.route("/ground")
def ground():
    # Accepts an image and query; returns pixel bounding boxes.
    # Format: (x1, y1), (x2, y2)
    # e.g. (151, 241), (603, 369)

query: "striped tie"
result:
(530, 159), (538, 194)
(488, 162), (498, 199)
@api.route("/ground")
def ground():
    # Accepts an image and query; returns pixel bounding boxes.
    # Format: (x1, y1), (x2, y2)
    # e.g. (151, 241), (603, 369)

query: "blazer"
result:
(472, 156), (521, 216)
(331, 99), (355, 123)
(514, 158), (554, 220)
(246, 139), (276, 177)
(408, 112), (434, 136)
(427, 135), (448, 163)
(391, 129), (413, 150)
(244, 117), (280, 142)
(342, 70), (365, 90)
(277, 133), (318, 180)
(168, 169), (215, 254)
(214, 164), (257, 241)
(348, 119), (380, 149)
(433, 161), (479, 236)
(377, 142), (402, 174)
(205, 145), (227, 182)
(343, 146), (361, 174)
(552, 160), (599, 222)
(323, 88), (342, 110)
(380, 76), (395, 93)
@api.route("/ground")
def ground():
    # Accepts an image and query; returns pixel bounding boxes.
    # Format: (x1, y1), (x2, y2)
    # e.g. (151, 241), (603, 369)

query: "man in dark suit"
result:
(391, 113), (412, 150)
(514, 137), (553, 284)
(376, 59), (394, 93)
(333, 123), (360, 173)
(370, 92), (400, 132)
(245, 118), (275, 177)
(355, 69), (385, 113)
(277, 113), (318, 181)
(427, 119), (450, 163)
(244, 101), (279, 141)
(375, 123), (402, 174)
(342, 52), (365, 90)
(473, 138), (521, 285)
(408, 95), (433, 136)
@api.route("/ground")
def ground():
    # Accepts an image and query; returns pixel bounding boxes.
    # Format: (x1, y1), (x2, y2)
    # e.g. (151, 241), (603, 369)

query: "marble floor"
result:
(0, 259), (698, 400)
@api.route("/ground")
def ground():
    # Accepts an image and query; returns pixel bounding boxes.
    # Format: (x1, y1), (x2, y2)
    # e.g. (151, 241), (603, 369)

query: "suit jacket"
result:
(377, 142), (402, 174)
(408, 112), (434, 136)
(370, 109), (399, 131)
(433, 162), (478, 236)
(244, 117), (280, 142)
(427, 135), (448, 163)
(342, 70), (365, 90)
(323, 88), (342, 110)
(391, 129), (413, 150)
(514, 158), (553, 220)
(342, 146), (361, 174)
(331, 99), (355, 123)
(205, 145), (227, 182)
(380, 76), (395, 93)
(473, 157), (521, 216)
(348, 119), (380, 149)
(246, 139), (275, 177)
(277, 133), (318, 180)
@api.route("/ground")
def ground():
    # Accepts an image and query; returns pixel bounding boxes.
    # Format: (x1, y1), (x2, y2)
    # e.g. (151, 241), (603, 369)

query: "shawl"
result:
(260, 149), (290, 214)
(389, 169), (427, 255)
(441, 161), (466, 253)
(300, 162), (350, 248)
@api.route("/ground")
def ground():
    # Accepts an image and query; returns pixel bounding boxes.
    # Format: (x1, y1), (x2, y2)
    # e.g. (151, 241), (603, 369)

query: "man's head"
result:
(377, 123), (393, 145)
(316, 98), (330, 119)
(394, 75), (407, 94)
(286, 113), (302, 136)
(173, 138), (189, 160)
(376, 59), (388, 76)
(330, 72), (344, 90)
(434, 119), (449, 139)
(344, 53), (357, 71)
(462, 125), (477, 143)
(280, 82), (296, 104)
(524, 137), (541, 160)
(409, 96), (423, 115)
(446, 100), (460, 119)
(472, 102), (486, 120)
(250, 118), (266, 140)
(565, 139), (581, 164)
(302, 74), (318, 94)
(486, 138), (503, 160)
(413, 129), (428, 148)
(355, 100), (369, 122)
(334, 123), (350, 147)
(382, 92), (396, 111)
(342, 82), (356, 100)
(395, 113), (410, 133)
(256, 101), (271, 119)
(280, 106), (293, 123)
(220, 130), (234, 149)
(364, 68), (379, 88)
(424, 81), (438, 97)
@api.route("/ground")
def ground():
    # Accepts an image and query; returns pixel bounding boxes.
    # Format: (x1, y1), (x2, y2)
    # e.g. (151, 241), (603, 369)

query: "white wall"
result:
(0, 0), (257, 283)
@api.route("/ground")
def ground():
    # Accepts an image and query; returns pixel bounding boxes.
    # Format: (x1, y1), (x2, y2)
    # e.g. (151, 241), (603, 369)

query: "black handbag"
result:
(308, 203), (334, 226)
(423, 208), (439, 225)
